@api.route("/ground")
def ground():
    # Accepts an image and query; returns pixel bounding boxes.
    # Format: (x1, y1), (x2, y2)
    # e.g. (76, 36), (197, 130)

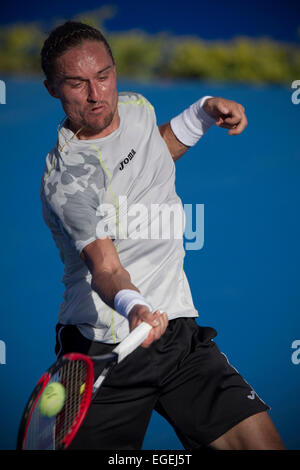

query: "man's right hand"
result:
(128, 305), (169, 348)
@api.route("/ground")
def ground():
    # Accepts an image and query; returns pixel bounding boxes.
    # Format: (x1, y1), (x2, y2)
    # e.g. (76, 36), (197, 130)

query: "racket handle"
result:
(113, 322), (152, 363)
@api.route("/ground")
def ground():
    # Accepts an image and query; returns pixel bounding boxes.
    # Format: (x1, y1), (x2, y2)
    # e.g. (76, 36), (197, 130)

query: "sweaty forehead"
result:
(55, 41), (113, 78)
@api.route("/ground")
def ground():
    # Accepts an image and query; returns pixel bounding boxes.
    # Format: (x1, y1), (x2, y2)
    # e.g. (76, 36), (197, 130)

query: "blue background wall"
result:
(0, 78), (299, 450)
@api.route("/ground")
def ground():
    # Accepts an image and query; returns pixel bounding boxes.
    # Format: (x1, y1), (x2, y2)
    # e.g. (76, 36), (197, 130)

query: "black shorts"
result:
(55, 317), (269, 450)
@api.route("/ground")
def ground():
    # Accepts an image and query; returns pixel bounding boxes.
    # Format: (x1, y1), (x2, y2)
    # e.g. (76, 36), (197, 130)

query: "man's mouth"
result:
(89, 104), (105, 114)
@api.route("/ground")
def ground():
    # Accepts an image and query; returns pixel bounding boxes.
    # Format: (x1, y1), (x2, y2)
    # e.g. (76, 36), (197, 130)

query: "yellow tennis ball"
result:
(39, 382), (66, 417)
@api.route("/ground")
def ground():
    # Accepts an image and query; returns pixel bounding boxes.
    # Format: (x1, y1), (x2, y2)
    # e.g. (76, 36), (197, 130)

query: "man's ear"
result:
(44, 79), (59, 99)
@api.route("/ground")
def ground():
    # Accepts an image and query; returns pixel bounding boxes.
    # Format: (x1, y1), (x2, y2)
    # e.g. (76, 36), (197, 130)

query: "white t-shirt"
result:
(40, 92), (198, 343)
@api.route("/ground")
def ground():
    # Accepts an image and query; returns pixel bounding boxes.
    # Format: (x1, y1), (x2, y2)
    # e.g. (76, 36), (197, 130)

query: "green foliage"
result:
(0, 13), (299, 84)
(0, 23), (44, 74)
(108, 32), (166, 78)
(72, 5), (117, 32)
(165, 37), (300, 84)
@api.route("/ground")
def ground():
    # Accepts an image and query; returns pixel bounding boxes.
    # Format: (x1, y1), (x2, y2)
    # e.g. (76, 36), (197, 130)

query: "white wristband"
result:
(114, 289), (153, 319)
(170, 96), (216, 147)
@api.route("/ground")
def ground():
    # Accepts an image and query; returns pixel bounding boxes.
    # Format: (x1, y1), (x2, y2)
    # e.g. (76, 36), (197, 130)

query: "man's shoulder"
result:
(41, 145), (60, 185)
(118, 91), (154, 111)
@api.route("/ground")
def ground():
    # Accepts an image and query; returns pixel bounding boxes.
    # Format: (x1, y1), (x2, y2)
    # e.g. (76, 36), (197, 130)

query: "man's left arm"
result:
(159, 96), (248, 162)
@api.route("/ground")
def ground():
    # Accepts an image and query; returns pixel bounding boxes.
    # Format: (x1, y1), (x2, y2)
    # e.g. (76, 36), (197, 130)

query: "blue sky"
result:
(1, 0), (300, 43)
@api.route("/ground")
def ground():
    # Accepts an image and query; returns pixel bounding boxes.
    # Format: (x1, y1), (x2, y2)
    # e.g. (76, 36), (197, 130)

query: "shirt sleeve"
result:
(41, 165), (116, 256)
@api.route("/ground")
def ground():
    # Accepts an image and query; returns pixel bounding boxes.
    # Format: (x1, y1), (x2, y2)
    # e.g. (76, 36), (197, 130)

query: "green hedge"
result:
(0, 19), (299, 84)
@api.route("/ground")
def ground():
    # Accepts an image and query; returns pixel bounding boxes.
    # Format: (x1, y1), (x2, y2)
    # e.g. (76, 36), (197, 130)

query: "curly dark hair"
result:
(41, 21), (115, 82)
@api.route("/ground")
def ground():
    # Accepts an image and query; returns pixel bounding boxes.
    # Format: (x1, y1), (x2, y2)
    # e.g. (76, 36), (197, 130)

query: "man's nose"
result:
(87, 81), (101, 103)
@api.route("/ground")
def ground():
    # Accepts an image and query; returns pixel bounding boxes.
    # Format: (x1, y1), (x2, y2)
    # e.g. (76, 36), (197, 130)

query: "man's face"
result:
(46, 40), (119, 139)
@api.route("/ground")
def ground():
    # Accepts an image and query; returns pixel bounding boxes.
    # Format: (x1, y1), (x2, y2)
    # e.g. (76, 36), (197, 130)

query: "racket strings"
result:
(23, 359), (90, 450)
(24, 398), (56, 450)
(54, 359), (89, 447)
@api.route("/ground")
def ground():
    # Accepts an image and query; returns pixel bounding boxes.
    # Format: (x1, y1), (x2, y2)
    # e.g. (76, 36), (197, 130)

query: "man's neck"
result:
(67, 113), (120, 140)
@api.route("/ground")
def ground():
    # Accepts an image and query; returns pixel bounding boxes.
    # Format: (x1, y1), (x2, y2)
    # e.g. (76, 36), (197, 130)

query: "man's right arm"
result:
(80, 236), (138, 309)
(80, 236), (168, 346)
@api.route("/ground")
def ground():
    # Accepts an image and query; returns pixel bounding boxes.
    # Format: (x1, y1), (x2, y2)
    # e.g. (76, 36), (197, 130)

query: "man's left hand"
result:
(203, 97), (248, 135)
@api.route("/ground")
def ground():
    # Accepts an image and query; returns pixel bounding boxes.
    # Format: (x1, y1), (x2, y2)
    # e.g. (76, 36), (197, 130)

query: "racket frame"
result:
(17, 321), (152, 450)
(17, 353), (95, 450)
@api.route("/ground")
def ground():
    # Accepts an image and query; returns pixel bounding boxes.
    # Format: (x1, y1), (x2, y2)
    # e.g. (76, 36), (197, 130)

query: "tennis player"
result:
(40, 21), (285, 450)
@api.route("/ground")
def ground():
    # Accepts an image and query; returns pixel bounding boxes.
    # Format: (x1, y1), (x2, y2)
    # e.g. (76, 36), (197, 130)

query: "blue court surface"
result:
(0, 77), (299, 450)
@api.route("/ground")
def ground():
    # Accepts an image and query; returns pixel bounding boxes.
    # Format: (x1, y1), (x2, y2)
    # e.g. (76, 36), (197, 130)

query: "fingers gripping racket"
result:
(17, 322), (152, 450)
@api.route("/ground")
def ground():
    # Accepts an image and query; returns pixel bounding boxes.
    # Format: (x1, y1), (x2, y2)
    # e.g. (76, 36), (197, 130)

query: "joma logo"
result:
(119, 149), (136, 171)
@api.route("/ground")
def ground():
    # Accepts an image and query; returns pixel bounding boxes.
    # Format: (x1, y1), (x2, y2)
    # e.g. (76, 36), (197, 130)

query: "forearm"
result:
(91, 267), (168, 343)
(80, 231), (168, 343)
(159, 122), (190, 162)
(91, 267), (154, 322)
(91, 267), (139, 310)
(160, 96), (216, 162)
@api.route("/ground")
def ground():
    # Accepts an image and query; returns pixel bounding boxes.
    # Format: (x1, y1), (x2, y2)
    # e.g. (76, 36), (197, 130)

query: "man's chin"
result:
(67, 110), (117, 139)
(83, 114), (114, 136)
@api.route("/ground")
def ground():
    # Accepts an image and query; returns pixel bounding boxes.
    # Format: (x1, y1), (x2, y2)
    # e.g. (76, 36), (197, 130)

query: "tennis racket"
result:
(17, 321), (152, 450)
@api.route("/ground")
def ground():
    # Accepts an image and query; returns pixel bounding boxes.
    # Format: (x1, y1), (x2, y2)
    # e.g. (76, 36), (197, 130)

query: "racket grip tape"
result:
(113, 322), (152, 362)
